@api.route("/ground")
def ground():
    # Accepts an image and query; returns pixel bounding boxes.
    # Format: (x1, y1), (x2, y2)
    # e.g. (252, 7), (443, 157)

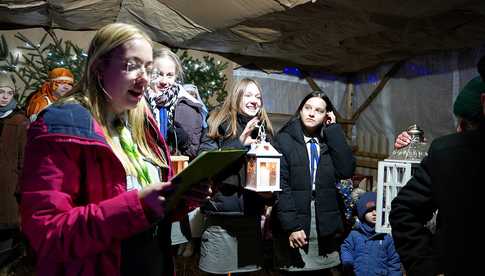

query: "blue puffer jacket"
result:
(340, 222), (402, 276)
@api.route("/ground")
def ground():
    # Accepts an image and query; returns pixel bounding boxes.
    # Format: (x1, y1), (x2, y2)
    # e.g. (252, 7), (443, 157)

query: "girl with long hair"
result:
(19, 23), (206, 276)
(271, 91), (355, 275)
(198, 78), (274, 275)
(146, 48), (207, 159)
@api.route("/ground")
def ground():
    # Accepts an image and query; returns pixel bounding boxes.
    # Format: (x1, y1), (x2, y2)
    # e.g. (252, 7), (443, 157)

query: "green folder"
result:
(166, 149), (247, 211)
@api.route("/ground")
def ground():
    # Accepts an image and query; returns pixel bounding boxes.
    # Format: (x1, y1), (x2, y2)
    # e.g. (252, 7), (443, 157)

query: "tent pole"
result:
(350, 60), (404, 122)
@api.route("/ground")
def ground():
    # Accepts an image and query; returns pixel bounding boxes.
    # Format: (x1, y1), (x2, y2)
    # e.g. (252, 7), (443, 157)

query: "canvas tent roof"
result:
(1, 0), (485, 74)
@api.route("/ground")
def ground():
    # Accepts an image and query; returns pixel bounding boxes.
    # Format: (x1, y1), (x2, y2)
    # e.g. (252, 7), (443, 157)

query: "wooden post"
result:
(351, 61), (404, 122)
(344, 82), (354, 140)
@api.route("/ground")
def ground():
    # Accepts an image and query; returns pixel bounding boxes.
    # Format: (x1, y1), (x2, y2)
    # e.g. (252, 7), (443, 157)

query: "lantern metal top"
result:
(387, 124), (429, 162)
(246, 121), (282, 157)
(406, 124), (425, 141)
(247, 141), (282, 157)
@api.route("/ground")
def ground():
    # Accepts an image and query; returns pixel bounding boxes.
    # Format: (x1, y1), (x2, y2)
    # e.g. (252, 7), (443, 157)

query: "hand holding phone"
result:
(250, 121), (262, 139)
(240, 117), (260, 146)
(324, 111), (336, 126)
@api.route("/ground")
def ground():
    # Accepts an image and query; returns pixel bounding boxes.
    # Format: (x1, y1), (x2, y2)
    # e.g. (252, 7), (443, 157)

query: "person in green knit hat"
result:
(389, 60), (485, 275)
(453, 76), (485, 132)
(390, 76), (485, 276)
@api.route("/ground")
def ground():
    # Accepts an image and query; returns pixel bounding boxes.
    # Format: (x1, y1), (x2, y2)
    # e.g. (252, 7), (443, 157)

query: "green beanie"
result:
(453, 76), (485, 122)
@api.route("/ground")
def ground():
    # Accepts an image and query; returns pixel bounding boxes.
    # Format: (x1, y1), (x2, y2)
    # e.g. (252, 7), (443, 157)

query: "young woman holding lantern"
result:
(198, 77), (274, 275)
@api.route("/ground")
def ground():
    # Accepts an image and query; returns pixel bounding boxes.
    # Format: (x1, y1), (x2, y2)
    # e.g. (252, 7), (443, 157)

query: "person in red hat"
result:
(25, 67), (74, 121)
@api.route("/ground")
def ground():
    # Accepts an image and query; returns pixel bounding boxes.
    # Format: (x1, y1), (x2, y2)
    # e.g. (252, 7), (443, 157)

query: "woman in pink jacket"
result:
(19, 23), (203, 276)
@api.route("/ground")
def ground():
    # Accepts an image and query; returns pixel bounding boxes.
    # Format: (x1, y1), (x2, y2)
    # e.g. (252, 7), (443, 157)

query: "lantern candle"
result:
(245, 142), (282, 192)
(259, 162), (270, 185)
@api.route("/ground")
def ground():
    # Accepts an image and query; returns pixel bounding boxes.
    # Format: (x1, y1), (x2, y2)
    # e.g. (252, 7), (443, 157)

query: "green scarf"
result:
(116, 121), (151, 187)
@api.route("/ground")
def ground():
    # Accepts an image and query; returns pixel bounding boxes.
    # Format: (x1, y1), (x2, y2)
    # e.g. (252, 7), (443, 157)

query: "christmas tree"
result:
(179, 50), (228, 109)
(0, 30), (87, 106)
(0, 30), (228, 109)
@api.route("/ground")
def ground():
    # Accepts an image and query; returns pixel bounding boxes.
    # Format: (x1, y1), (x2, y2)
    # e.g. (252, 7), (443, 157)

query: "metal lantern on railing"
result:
(376, 125), (429, 233)
(245, 123), (282, 192)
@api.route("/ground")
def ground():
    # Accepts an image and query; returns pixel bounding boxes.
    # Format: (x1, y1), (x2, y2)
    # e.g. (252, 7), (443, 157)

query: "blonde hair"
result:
(207, 78), (273, 139)
(153, 48), (184, 83)
(63, 23), (168, 177)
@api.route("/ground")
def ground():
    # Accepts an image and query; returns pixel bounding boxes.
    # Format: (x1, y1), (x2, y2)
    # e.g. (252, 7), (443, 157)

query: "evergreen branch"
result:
(0, 35), (9, 61)
(17, 46), (36, 51)
(14, 33), (33, 46)
(39, 33), (48, 46)
(10, 52), (20, 66)
(1, 29), (87, 107)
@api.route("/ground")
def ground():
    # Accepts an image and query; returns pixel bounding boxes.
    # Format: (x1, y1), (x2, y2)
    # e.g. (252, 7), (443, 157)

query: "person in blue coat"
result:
(341, 192), (402, 276)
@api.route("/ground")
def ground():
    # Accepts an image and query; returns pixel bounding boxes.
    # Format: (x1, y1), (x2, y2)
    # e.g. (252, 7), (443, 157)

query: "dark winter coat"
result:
(341, 223), (402, 276)
(198, 114), (268, 216)
(390, 123), (484, 276)
(174, 96), (205, 159)
(0, 108), (28, 225)
(272, 119), (355, 255)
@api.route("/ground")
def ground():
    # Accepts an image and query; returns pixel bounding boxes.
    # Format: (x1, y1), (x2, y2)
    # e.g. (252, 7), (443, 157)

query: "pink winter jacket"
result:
(19, 103), (173, 276)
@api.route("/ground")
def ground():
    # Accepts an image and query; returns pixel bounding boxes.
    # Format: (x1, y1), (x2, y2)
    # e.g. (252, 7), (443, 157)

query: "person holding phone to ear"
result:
(198, 78), (274, 275)
(272, 91), (355, 275)
(324, 110), (336, 127)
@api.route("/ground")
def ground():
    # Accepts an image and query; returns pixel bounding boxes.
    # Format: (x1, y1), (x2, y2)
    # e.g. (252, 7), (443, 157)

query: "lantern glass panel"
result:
(245, 142), (282, 192)
(258, 160), (278, 186)
(247, 157), (257, 189)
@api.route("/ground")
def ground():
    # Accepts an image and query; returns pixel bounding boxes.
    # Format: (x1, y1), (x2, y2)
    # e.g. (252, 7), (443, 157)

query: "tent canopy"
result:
(1, 0), (485, 73)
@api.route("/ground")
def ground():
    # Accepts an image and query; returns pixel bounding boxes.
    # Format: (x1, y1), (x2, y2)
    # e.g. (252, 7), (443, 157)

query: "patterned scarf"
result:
(115, 120), (151, 187)
(151, 84), (180, 127)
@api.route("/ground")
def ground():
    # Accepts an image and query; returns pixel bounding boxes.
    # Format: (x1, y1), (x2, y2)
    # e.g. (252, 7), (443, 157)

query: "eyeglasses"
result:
(122, 59), (153, 77)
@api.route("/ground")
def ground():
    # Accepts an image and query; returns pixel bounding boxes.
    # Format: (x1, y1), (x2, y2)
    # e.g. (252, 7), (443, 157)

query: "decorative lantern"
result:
(171, 155), (189, 175)
(376, 125), (429, 233)
(387, 124), (428, 162)
(245, 123), (282, 192)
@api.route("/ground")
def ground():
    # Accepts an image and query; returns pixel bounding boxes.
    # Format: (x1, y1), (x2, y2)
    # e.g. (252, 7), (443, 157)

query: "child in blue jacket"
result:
(340, 192), (402, 276)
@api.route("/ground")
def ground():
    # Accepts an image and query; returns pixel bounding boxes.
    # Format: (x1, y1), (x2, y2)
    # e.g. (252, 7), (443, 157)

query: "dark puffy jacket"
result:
(390, 124), (484, 276)
(272, 119), (355, 253)
(198, 114), (268, 216)
(174, 97), (205, 159)
(341, 223), (402, 276)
